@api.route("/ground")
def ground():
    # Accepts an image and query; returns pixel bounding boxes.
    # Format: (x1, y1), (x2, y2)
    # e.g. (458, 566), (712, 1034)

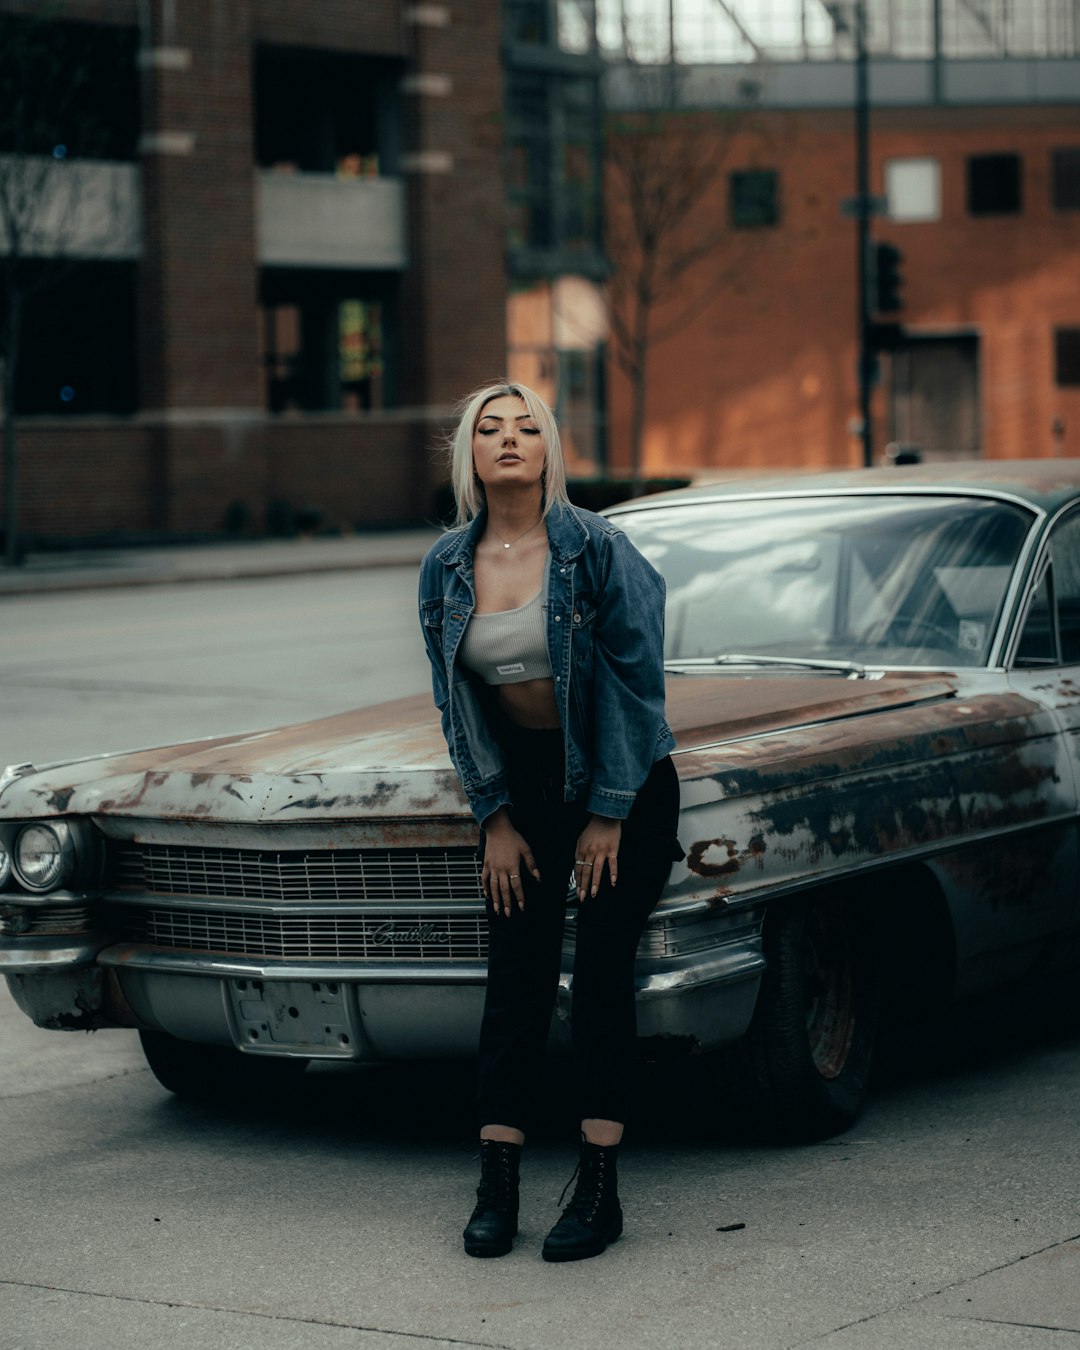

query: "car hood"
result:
(0, 673), (959, 824)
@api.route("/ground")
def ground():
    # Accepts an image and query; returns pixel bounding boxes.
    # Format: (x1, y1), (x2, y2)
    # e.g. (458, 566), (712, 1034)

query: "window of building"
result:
(1055, 328), (1080, 387)
(505, 1), (598, 57)
(507, 72), (556, 251)
(5, 261), (137, 414)
(506, 73), (600, 262)
(255, 47), (400, 176)
(1051, 149), (1080, 211)
(0, 17), (139, 161)
(967, 153), (1022, 215)
(506, 0), (550, 45)
(503, 4), (603, 283)
(885, 157), (941, 223)
(259, 270), (393, 413)
(731, 170), (778, 227)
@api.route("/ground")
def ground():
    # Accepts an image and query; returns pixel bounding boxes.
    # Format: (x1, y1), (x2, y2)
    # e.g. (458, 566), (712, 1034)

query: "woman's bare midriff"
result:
(497, 677), (560, 729)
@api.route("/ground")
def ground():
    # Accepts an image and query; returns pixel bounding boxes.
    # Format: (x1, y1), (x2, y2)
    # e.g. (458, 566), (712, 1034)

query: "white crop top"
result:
(459, 558), (553, 686)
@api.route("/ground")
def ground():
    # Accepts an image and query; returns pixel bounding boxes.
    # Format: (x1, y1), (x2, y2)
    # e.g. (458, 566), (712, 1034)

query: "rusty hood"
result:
(1, 672), (956, 824)
(1, 695), (463, 824)
(665, 668), (957, 746)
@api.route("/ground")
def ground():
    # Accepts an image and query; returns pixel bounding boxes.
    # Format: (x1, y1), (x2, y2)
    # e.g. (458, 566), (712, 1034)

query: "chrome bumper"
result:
(3, 928), (764, 1057)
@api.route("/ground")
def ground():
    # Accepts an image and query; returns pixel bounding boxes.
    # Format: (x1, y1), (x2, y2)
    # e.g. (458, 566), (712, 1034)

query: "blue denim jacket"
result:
(419, 503), (676, 825)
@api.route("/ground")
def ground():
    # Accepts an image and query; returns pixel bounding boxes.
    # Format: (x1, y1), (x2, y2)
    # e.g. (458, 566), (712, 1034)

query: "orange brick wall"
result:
(605, 104), (1080, 473)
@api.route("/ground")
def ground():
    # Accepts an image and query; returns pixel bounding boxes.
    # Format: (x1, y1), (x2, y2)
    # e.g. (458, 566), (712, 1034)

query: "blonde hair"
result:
(448, 381), (570, 527)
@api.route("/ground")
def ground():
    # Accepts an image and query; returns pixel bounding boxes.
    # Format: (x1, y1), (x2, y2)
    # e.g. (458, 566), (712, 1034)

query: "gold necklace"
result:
(490, 518), (542, 550)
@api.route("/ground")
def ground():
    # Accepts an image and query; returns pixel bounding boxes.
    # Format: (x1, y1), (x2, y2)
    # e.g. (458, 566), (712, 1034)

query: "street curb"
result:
(0, 548), (433, 598)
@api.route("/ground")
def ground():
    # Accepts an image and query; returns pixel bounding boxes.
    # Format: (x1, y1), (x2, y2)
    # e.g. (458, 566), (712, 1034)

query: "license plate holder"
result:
(225, 977), (357, 1058)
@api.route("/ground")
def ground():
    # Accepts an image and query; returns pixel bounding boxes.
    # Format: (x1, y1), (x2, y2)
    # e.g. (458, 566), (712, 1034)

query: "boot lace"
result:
(475, 1142), (516, 1212)
(557, 1151), (608, 1225)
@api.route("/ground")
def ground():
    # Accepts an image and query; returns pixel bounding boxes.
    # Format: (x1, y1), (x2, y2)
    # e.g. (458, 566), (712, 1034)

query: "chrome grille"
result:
(111, 843), (483, 904)
(127, 907), (487, 962)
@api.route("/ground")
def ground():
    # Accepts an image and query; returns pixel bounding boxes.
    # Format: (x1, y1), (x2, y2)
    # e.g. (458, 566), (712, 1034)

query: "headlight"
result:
(14, 823), (74, 892)
(0, 838), (10, 889)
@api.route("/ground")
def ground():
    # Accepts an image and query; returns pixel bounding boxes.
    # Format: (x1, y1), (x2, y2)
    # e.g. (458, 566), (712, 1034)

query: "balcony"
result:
(256, 171), (406, 271)
(0, 157), (140, 259)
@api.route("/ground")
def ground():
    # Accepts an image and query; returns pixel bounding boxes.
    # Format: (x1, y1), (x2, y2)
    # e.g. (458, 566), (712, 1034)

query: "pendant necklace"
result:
(491, 519), (542, 550)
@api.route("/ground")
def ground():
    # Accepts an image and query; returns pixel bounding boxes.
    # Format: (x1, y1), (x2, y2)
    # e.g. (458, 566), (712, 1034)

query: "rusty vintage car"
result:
(3, 461), (1080, 1140)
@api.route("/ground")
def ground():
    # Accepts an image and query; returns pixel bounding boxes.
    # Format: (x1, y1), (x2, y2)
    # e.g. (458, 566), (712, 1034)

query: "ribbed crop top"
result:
(459, 557), (553, 686)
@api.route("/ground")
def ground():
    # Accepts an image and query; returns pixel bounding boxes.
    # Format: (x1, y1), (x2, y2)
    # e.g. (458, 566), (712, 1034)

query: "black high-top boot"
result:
(541, 1137), (623, 1262)
(463, 1139), (521, 1258)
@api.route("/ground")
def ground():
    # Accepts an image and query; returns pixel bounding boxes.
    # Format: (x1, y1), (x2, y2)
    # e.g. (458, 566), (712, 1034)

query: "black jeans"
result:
(475, 720), (682, 1132)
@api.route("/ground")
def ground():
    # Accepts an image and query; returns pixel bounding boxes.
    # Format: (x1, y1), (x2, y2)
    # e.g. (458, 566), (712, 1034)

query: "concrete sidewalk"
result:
(0, 529), (441, 596)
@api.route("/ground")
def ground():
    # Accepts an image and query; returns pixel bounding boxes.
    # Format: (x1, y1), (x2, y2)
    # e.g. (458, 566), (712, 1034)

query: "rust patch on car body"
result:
(665, 685), (1072, 922)
(687, 835), (766, 878)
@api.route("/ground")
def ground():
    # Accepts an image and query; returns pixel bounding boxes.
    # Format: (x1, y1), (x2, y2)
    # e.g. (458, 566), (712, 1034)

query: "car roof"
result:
(605, 458), (1080, 519)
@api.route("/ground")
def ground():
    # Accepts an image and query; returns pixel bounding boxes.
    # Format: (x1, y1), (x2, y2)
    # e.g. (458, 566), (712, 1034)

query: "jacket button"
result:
(573, 613), (581, 623)
(554, 614), (561, 623)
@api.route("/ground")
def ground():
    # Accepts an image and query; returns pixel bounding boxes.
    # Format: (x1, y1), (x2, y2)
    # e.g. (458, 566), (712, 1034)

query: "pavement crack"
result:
(945, 1314), (1080, 1338)
(783, 1232), (1080, 1350)
(912, 1231), (1080, 1306)
(784, 1304), (886, 1349)
(0, 1277), (517, 1350)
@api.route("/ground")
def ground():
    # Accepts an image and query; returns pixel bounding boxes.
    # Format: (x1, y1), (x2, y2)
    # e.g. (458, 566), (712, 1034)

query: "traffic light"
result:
(875, 241), (904, 312)
(868, 321), (903, 351)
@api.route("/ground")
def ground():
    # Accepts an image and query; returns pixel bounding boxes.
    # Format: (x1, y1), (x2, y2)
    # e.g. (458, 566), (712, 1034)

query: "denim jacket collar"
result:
(435, 503), (590, 571)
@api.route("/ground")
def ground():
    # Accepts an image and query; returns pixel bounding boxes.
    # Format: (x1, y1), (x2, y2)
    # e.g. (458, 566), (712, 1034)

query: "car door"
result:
(1005, 505), (1080, 945)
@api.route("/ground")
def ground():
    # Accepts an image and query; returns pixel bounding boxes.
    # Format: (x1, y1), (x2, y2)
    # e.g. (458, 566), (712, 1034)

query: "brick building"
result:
(600, 1), (1080, 474)
(4, 2), (1079, 543)
(0, 0), (512, 543)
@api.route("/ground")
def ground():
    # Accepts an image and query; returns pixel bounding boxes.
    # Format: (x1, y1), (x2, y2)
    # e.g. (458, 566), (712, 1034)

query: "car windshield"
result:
(616, 494), (1034, 669)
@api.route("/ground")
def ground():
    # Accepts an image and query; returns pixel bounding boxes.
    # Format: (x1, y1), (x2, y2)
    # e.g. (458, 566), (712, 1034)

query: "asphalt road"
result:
(0, 566), (431, 767)
(2, 571), (1079, 1350)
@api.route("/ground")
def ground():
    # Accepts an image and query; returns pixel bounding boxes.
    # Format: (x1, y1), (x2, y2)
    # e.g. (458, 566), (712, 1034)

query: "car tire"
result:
(733, 896), (880, 1142)
(139, 1030), (309, 1103)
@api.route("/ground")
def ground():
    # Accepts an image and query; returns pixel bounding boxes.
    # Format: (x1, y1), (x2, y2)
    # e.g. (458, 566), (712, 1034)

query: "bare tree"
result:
(0, 7), (132, 565)
(604, 69), (769, 490)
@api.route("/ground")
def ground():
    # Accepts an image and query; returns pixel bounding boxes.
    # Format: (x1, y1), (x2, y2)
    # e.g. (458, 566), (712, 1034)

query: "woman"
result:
(419, 381), (681, 1262)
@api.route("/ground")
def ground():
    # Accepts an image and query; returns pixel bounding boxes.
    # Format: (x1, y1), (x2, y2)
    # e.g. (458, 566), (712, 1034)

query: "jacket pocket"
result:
(420, 597), (444, 634)
(569, 591), (598, 635)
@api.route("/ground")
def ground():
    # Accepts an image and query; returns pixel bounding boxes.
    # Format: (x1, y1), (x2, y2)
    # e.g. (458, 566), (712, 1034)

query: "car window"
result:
(616, 495), (1032, 668)
(1054, 515), (1080, 663)
(1016, 510), (1080, 667)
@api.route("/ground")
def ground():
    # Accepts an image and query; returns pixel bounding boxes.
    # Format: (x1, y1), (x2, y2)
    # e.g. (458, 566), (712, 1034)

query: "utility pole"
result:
(854, 0), (874, 468)
(831, 0), (875, 467)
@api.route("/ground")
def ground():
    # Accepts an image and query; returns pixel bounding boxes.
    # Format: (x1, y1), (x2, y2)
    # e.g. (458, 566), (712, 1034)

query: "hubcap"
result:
(803, 904), (857, 1080)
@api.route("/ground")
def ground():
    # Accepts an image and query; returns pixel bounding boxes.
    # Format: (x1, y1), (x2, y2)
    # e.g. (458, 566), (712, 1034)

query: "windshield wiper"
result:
(665, 653), (867, 679)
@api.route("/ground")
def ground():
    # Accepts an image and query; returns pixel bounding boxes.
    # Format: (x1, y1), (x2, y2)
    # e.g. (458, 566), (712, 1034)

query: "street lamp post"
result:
(854, 0), (873, 468)
(827, 0), (875, 467)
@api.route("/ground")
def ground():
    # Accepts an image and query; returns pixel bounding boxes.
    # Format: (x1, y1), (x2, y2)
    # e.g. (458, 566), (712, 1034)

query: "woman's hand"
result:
(574, 815), (622, 901)
(482, 809), (540, 917)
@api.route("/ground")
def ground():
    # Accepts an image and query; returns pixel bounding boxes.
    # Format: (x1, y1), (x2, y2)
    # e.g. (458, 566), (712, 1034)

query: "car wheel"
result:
(139, 1030), (309, 1103)
(734, 896), (880, 1142)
